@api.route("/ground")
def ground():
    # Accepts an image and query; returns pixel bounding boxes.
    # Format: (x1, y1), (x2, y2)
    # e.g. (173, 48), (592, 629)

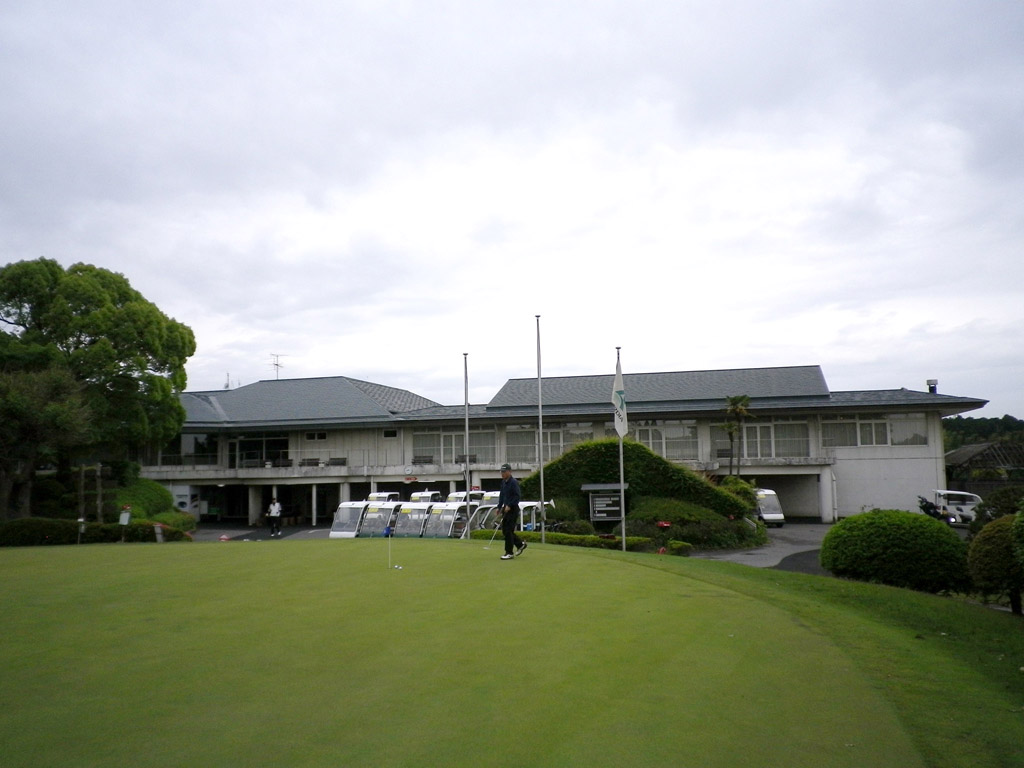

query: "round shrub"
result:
(968, 514), (1023, 614)
(557, 519), (596, 536)
(820, 510), (969, 593)
(112, 478), (175, 518)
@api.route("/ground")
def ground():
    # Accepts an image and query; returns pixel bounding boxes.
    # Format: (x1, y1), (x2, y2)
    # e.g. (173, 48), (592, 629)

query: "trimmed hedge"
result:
(0, 517), (192, 547)
(820, 510), (969, 593)
(968, 514), (1023, 614)
(469, 528), (692, 555)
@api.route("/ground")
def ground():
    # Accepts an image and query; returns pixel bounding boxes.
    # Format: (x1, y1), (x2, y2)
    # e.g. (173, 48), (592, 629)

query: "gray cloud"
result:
(2, 0), (1023, 416)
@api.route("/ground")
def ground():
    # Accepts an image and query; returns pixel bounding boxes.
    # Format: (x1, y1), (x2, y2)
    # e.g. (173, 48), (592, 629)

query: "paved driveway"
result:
(690, 520), (832, 575)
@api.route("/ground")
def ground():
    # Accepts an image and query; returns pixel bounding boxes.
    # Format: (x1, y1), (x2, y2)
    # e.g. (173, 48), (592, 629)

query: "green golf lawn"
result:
(1, 538), (1021, 767)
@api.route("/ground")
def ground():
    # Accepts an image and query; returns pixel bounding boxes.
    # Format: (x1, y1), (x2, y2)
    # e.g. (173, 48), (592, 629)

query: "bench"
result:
(412, 455), (434, 464)
(327, 457), (347, 466)
(272, 458), (293, 468)
(299, 458), (321, 467)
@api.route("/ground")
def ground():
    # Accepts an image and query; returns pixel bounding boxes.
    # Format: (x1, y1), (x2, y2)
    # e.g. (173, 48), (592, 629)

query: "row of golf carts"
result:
(329, 490), (552, 540)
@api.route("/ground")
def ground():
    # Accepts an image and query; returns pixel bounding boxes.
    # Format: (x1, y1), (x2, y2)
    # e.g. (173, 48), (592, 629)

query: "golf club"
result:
(483, 515), (501, 549)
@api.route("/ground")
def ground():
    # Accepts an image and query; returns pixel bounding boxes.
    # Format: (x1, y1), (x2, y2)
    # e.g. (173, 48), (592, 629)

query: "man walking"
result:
(498, 463), (526, 560)
(267, 497), (282, 537)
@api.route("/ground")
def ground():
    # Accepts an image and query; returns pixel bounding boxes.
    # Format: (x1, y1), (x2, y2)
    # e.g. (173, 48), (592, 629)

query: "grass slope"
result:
(1, 539), (1021, 767)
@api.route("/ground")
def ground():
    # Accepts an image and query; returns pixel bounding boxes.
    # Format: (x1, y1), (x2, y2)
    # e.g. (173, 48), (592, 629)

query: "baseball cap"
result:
(500, 463), (512, 471)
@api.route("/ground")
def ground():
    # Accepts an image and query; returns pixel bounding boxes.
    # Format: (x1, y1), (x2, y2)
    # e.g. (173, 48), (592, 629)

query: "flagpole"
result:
(616, 347), (626, 552)
(537, 315), (545, 544)
(463, 352), (470, 539)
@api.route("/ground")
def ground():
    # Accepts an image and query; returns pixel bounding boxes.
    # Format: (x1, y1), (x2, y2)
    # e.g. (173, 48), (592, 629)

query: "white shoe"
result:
(500, 554), (514, 560)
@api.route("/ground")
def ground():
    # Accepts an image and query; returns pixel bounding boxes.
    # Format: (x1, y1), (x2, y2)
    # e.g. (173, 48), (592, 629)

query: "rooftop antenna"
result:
(224, 372), (231, 390)
(270, 354), (287, 380)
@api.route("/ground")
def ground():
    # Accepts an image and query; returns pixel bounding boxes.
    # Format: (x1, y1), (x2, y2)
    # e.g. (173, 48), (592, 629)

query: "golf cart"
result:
(360, 502), (402, 537)
(329, 500), (370, 539)
(932, 489), (981, 525)
(421, 502), (470, 538)
(753, 489), (785, 528)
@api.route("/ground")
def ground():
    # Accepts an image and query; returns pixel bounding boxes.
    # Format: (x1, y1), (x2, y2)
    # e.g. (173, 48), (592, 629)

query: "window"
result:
(663, 421), (698, 460)
(506, 426), (536, 463)
(304, 432), (327, 441)
(773, 421), (810, 457)
(744, 425), (773, 459)
(890, 413), (928, 446)
(382, 429), (398, 439)
(821, 414), (925, 447)
(742, 419), (809, 459)
(859, 420), (888, 446)
(563, 423), (594, 452)
(821, 415), (858, 447)
(412, 431), (440, 463)
(441, 432), (465, 464)
(637, 420), (698, 460)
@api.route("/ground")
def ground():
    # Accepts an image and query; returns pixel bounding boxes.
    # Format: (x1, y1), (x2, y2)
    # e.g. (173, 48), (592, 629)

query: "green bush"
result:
(968, 514), (1024, 614)
(625, 497), (766, 549)
(0, 517), (192, 547)
(112, 478), (176, 519)
(1014, 500), (1024, 575)
(469, 528), (660, 553)
(556, 519), (596, 535)
(820, 510), (969, 593)
(520, 439), (749, 518)
(718, 475), (757, 509)
(970, 485), (1024, 535)
(150, 511), (197, 532)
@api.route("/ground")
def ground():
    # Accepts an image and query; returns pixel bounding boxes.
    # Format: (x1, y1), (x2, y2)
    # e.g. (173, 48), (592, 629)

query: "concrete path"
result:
(690, 520), (832, 574)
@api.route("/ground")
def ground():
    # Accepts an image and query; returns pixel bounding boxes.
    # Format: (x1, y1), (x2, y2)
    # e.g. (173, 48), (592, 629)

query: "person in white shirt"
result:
(267, 497), (283, 537)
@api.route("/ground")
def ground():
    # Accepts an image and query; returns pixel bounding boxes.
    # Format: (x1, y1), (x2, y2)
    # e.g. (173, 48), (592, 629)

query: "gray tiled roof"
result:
(488, 365), (830, 409)
(181, 377), (440, 428)
(179, 366), (986, 430)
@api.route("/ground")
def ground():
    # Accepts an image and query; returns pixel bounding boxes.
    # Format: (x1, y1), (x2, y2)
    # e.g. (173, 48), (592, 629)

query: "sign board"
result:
(582, 483), (628, 522)
(589, 493), (623, 521)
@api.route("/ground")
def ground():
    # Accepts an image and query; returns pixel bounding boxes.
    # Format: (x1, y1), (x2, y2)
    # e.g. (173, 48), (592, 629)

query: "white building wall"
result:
(830, 448), (945, 516)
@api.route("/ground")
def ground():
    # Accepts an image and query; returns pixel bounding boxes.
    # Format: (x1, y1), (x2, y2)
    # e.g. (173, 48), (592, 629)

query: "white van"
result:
(753, 489), (785, 527)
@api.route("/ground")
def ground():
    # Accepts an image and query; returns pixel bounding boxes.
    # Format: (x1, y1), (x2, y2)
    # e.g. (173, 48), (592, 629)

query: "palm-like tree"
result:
(724, 395), (752, 476)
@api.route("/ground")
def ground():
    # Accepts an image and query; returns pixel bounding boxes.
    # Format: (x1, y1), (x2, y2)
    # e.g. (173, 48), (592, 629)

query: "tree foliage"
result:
(0, 258), (196, 452)
(943, 414), (1024, 449)
(968, 514), (1024, 615)
(0, 258), (196, 519)
(0, 366), (91, 518)
(722, 394), (751, 476)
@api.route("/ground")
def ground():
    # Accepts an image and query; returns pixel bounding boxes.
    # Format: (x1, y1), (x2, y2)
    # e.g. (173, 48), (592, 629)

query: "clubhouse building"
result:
(140, 365), (986, 526)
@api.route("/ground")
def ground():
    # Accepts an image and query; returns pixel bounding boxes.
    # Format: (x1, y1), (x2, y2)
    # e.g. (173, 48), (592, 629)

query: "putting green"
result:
(0, 539), (924, 768)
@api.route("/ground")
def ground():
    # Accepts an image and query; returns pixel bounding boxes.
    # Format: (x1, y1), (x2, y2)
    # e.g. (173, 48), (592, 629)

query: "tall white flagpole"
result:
(612, 347), (628, 552)
(537, 315), (545, 544)
(463, 352), (470, 539)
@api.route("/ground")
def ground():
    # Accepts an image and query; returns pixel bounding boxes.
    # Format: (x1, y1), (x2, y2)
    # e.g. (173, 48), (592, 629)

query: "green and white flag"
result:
(612, 353), (628, 438)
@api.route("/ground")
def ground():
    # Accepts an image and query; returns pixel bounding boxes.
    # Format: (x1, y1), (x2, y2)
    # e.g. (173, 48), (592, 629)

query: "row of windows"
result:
(411, 413), (929, 464)
(157, 414), (929, 466)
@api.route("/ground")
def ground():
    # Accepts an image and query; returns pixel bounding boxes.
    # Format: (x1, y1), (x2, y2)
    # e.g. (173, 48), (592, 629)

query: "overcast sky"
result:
(2, 1), (1022, 418)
